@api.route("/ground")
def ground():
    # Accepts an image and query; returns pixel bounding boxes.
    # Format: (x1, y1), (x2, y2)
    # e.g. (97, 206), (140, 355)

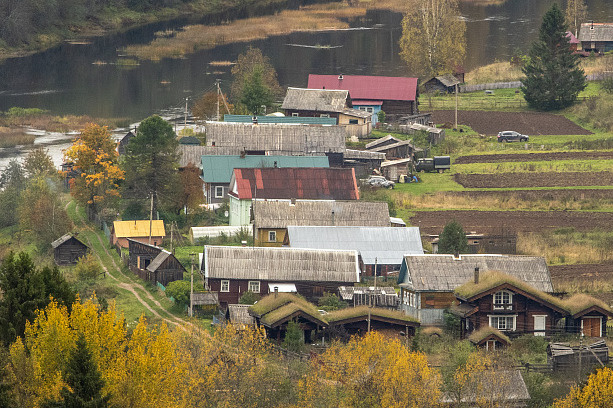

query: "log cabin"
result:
(127, 239), (185, 287)
(51, 234), (88, 265)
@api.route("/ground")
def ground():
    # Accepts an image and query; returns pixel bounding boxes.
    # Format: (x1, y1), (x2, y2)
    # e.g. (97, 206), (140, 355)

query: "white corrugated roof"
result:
(286, 226), (423, 265)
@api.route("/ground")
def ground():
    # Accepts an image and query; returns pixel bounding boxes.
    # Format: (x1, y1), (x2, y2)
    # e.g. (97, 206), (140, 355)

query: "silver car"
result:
(366, 175), (395, 189)
(497, 131), (529, 142)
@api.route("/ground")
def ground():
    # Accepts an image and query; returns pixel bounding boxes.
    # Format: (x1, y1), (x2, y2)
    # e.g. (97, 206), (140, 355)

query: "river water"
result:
(0, 0), (612, 169)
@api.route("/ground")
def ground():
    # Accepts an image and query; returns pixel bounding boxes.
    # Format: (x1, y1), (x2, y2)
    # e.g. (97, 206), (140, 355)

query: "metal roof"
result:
(223, 114), (336, 125)
(230, 167), (359, 200)
(352, 100), (383, 106)
(201, 155), (329, 184)
(281, 87), (349, 112)
(398, 254), (553, 293)
(286, 226), (423, 265)
(113, 220), (165, 238)
(308, 74), (418, 102)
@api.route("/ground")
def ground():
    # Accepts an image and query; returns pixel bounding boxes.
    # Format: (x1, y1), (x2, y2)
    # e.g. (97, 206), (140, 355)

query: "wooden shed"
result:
(127, 239), (185, 287)
(423, 74), (461, 94)
(51, 234), (89, 265)
(326, 306), (420, 338)
(468, 326), (511, 351)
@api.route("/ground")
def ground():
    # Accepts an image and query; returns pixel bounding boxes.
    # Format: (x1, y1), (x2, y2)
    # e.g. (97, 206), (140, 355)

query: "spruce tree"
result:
(438, 220), (469, 255)
(521, 3), (586, 110)
(42, 334), (109, 408)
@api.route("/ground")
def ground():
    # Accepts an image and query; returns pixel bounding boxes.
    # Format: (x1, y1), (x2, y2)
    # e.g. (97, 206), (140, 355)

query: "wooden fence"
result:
(460, 81), (522, 93)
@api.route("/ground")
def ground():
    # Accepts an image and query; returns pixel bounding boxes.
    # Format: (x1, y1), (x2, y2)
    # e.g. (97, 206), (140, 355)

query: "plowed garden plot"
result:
(410, 210), (613, 235)
(550, 263), (613, 282)
(431, 110), (592, 135)
(454, 171), (613, 188)
(445, 189), (613, 201)
(455, 151), (613, 164)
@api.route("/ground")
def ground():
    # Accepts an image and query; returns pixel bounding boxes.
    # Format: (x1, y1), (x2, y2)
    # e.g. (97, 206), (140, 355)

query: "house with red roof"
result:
(307, 74), (419, 124)
(227, 167), (359, 226)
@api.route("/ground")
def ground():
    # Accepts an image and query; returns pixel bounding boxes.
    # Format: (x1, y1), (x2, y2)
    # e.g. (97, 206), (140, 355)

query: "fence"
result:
(425, 97), (588, 111)
(460, 81), (522, 93)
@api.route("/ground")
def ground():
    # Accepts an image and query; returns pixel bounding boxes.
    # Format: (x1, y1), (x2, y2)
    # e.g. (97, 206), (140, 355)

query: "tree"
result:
(178, 163), (205, 214)
(42, 333), (110, 408)
(23, 147), (57, 179)
(282, 320), (304, 353)
(19, 177), (72, 247)
(399, 0), (466, 77)
(63, 124), (124, 215)
(122, 115), (180, 217)
(554, 367), (613, 407)
(0, 159), (25, 190)
(74, 253), (103, 281)
(0, 160), (25, 228)
(438, 219), (469, 254)
(164, 280), (205, 308)
(240, 67), (274, 115)
(40, 264), (77, 312)
(565, 0), (587, 37)
(191, 91), (233, 120)
(521, 4), (587, 111)
(231, 47), (282, 109)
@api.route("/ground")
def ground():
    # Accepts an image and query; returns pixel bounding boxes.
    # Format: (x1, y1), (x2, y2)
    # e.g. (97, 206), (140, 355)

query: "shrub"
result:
(282, 320), (304, 352)
(377, 110), (386, 123)
(74, 253), (103, 280)
(601, 77), (613, 93)
(318, 292), (345, 311)
(239, 291), (260, 305)
(165, 280), (205, 308)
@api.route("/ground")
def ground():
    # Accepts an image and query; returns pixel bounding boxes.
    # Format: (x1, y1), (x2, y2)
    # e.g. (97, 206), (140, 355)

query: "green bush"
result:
(318, 292), (345, 312)
(601, 78), (613, 94)
(5, 107), (46, 117)
(74, 253), (103, 280)
(239, 291), (260, 305)
(282, 320), (304, 353)
(377, 110), (386, 123)
(165, 280), (205, 308)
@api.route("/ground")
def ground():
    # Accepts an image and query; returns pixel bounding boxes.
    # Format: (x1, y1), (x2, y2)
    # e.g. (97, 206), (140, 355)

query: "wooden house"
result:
(281, 88), (372, 138)
(566, 31), (580, 52)
(326, 306), (419, 337)
(423, 74), (461, 94)
(308, 74), (419, 123)
(127, 239), (185, 286)
(51, 234), (88, 265)
(228, 167), (359, 226)
(563, 294), (613, 337)
(428, 232), (517, 255)
(117, 131), (135, 156)
(252, 200), (390, 246)
(453, 271), (567, 337)
(381, 158), (412, 182)
(284, 226), (423, 276)
(202, 245), (361, 307)
(468, 326), (511, 351)
(397, 254), (553, 325)
(200, 155), (329, 205)
(111, 220), (166, 249)
(578, 22), (613, 54)
(223, 114), (336, 125)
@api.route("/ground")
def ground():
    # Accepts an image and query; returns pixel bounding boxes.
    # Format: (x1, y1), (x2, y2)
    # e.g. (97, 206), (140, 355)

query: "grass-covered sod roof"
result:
(563, 294), (613, 317)
(326, 305), (419, 326)
(468, 326), (511, 345)
(249, 293), (326, 328)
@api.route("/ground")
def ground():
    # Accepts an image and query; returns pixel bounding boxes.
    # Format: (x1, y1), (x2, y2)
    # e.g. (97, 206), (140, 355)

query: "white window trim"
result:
(493, 290), (513, 310)
(581, 316), (603, 337)
(215, 186), (224, 198)
(533, 315), (547, 336)
(248, 280), (260, 294)
(292, 113), (299, 117)
(488, 314), (517, 331)
(268, 231), (276, 242)
(221, 280), (230, 293)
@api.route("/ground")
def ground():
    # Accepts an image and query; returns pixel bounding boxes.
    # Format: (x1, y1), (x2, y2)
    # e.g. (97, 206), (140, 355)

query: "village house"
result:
(284, 226), (424, 276)
(223, 114), (336, 125)
(228, 167), (360, 226)
(343, 149), (386, 178)
(325, 306), (420, 338)
(578, 22), (613, 54)
(397, 254), (553, 325)
(116, 130), (136, 156)
(111, 220), (166, 249)
(452, 271), (613, 339)
(281, 88), (372, 138)
(253, 200), (390, 246)
(307, 74), (419, 123)
(423, 74), (461, 94)
(202, 246), (361, 308)
(127, 239), (185, 286)
(51, 233), (89, 265)
(427, 232), (517, 255)
(365, 135), (422, 161)
(338, 286), (400, 308)
(200, 154), (329, 205)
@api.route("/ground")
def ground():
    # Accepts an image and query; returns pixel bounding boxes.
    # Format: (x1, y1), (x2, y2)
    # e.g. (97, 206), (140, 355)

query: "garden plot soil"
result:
(410, 210), (613, 235)
(455, 151), (613, 164)
(454, 172), (613, 188)
(445, 189), (613, 201)
(432, 110), (592, 135)
(550, 263), (613, 283)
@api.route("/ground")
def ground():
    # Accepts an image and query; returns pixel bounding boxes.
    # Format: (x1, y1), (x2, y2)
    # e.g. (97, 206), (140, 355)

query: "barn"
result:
(51, 234), (89, 265)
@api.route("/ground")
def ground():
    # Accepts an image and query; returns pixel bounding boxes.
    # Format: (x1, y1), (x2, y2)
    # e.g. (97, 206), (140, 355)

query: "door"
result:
(582, 317), (602, 337)
(533, 315), (546, 336)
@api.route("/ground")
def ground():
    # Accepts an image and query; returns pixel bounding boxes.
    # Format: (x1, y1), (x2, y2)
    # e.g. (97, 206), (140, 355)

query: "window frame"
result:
(489, 315), (516, 331)
(248, 280), (261, 294)
(215, 185), (224, 198)
(493, 290), (513, 310)
(268, 230), (277, 242)
(221, 280), (230, 293)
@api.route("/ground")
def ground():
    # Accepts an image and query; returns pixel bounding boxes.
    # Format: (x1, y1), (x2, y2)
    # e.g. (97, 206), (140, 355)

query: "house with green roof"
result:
(453, 270), (613, 339)
(200, 155), (329, 205)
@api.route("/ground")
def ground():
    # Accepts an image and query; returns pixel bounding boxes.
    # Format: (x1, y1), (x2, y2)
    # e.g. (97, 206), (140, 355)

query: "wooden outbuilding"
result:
(564, 294), (613, 337)
(51, 234), (89, 265)
(423, 74), (461, 94)
(578, 22), (613, 54)
(326, 306), (420, 337)
(117, 131), (136, 156)
(467, 326), (511, 351)
(127, 239), (185, 287)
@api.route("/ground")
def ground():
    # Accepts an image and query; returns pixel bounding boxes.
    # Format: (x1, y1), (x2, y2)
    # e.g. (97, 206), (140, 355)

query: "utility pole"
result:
(148, 193), (154, 245)
(170, 222), (174, 253)
(216, 79), (221, 121)
(374, 257), (378, 289)
(184, 97), (189, 128)
(454, 83), (458, 130)
(189, 253), (196, 317)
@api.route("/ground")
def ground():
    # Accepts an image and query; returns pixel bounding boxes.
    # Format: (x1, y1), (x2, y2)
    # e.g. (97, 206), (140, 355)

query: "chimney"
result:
(274, 286), (279, 297)
(338, 74), (344, 80)
(273, 161), (278, 168)
(331, 210), (335, 226)
(252, 116), (258, 124)
(474, 267), (480, 284)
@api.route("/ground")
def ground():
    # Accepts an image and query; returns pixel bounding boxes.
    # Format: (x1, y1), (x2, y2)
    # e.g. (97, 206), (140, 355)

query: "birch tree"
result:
(565, 0), (588, 37)
(399, 0), (466, 77)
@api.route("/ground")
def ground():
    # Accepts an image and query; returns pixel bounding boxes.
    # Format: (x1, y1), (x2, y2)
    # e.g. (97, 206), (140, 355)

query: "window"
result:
(493, 290), (513, 310)
(489, 315), (516, 331)
(215, 186), (224, 198)
(366, 107), (374, 113)
(349, 119), (358, 124)
(320, 114), (330, 118)
(268, 231), (276, 242)
(221, 280), (230, 292)
(292, 113), (299, 117)
(248, 281), (260, 293)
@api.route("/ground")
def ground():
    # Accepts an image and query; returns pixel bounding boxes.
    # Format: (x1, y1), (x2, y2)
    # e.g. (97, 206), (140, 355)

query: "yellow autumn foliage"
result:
(554, 367), (613, 408)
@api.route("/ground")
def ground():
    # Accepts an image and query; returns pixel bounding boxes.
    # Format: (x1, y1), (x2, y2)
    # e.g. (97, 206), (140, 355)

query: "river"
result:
(0, 0), (612, 169)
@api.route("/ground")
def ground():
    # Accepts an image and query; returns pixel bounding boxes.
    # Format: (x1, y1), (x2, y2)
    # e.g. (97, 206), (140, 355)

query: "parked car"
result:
(366, 175), (395, 189)
(497, 131), (529, 142)
(414, 156), (451, 173)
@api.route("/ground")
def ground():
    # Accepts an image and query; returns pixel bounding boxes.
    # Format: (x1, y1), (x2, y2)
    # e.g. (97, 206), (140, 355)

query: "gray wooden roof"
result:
(365, 135), (401, 149)
(146, 250), (171, 273)
(203, 245), (360, 283)
(344, 149), (386, 160)
(579, 23), (613, 42)
(399, 254), (553, 293)
(441, 370), (530, 404)
(202, 122), (346, 155)
(368, 140), (419, 153)
(178, 145), (208, 168)
(281, 88), (349, 112)
(434, 74), (460, 87)
(253, 200), (390, 229)
(286, 226), (423, 265)
(51, 233), (75, 248)
(227, 304), (256, 325)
